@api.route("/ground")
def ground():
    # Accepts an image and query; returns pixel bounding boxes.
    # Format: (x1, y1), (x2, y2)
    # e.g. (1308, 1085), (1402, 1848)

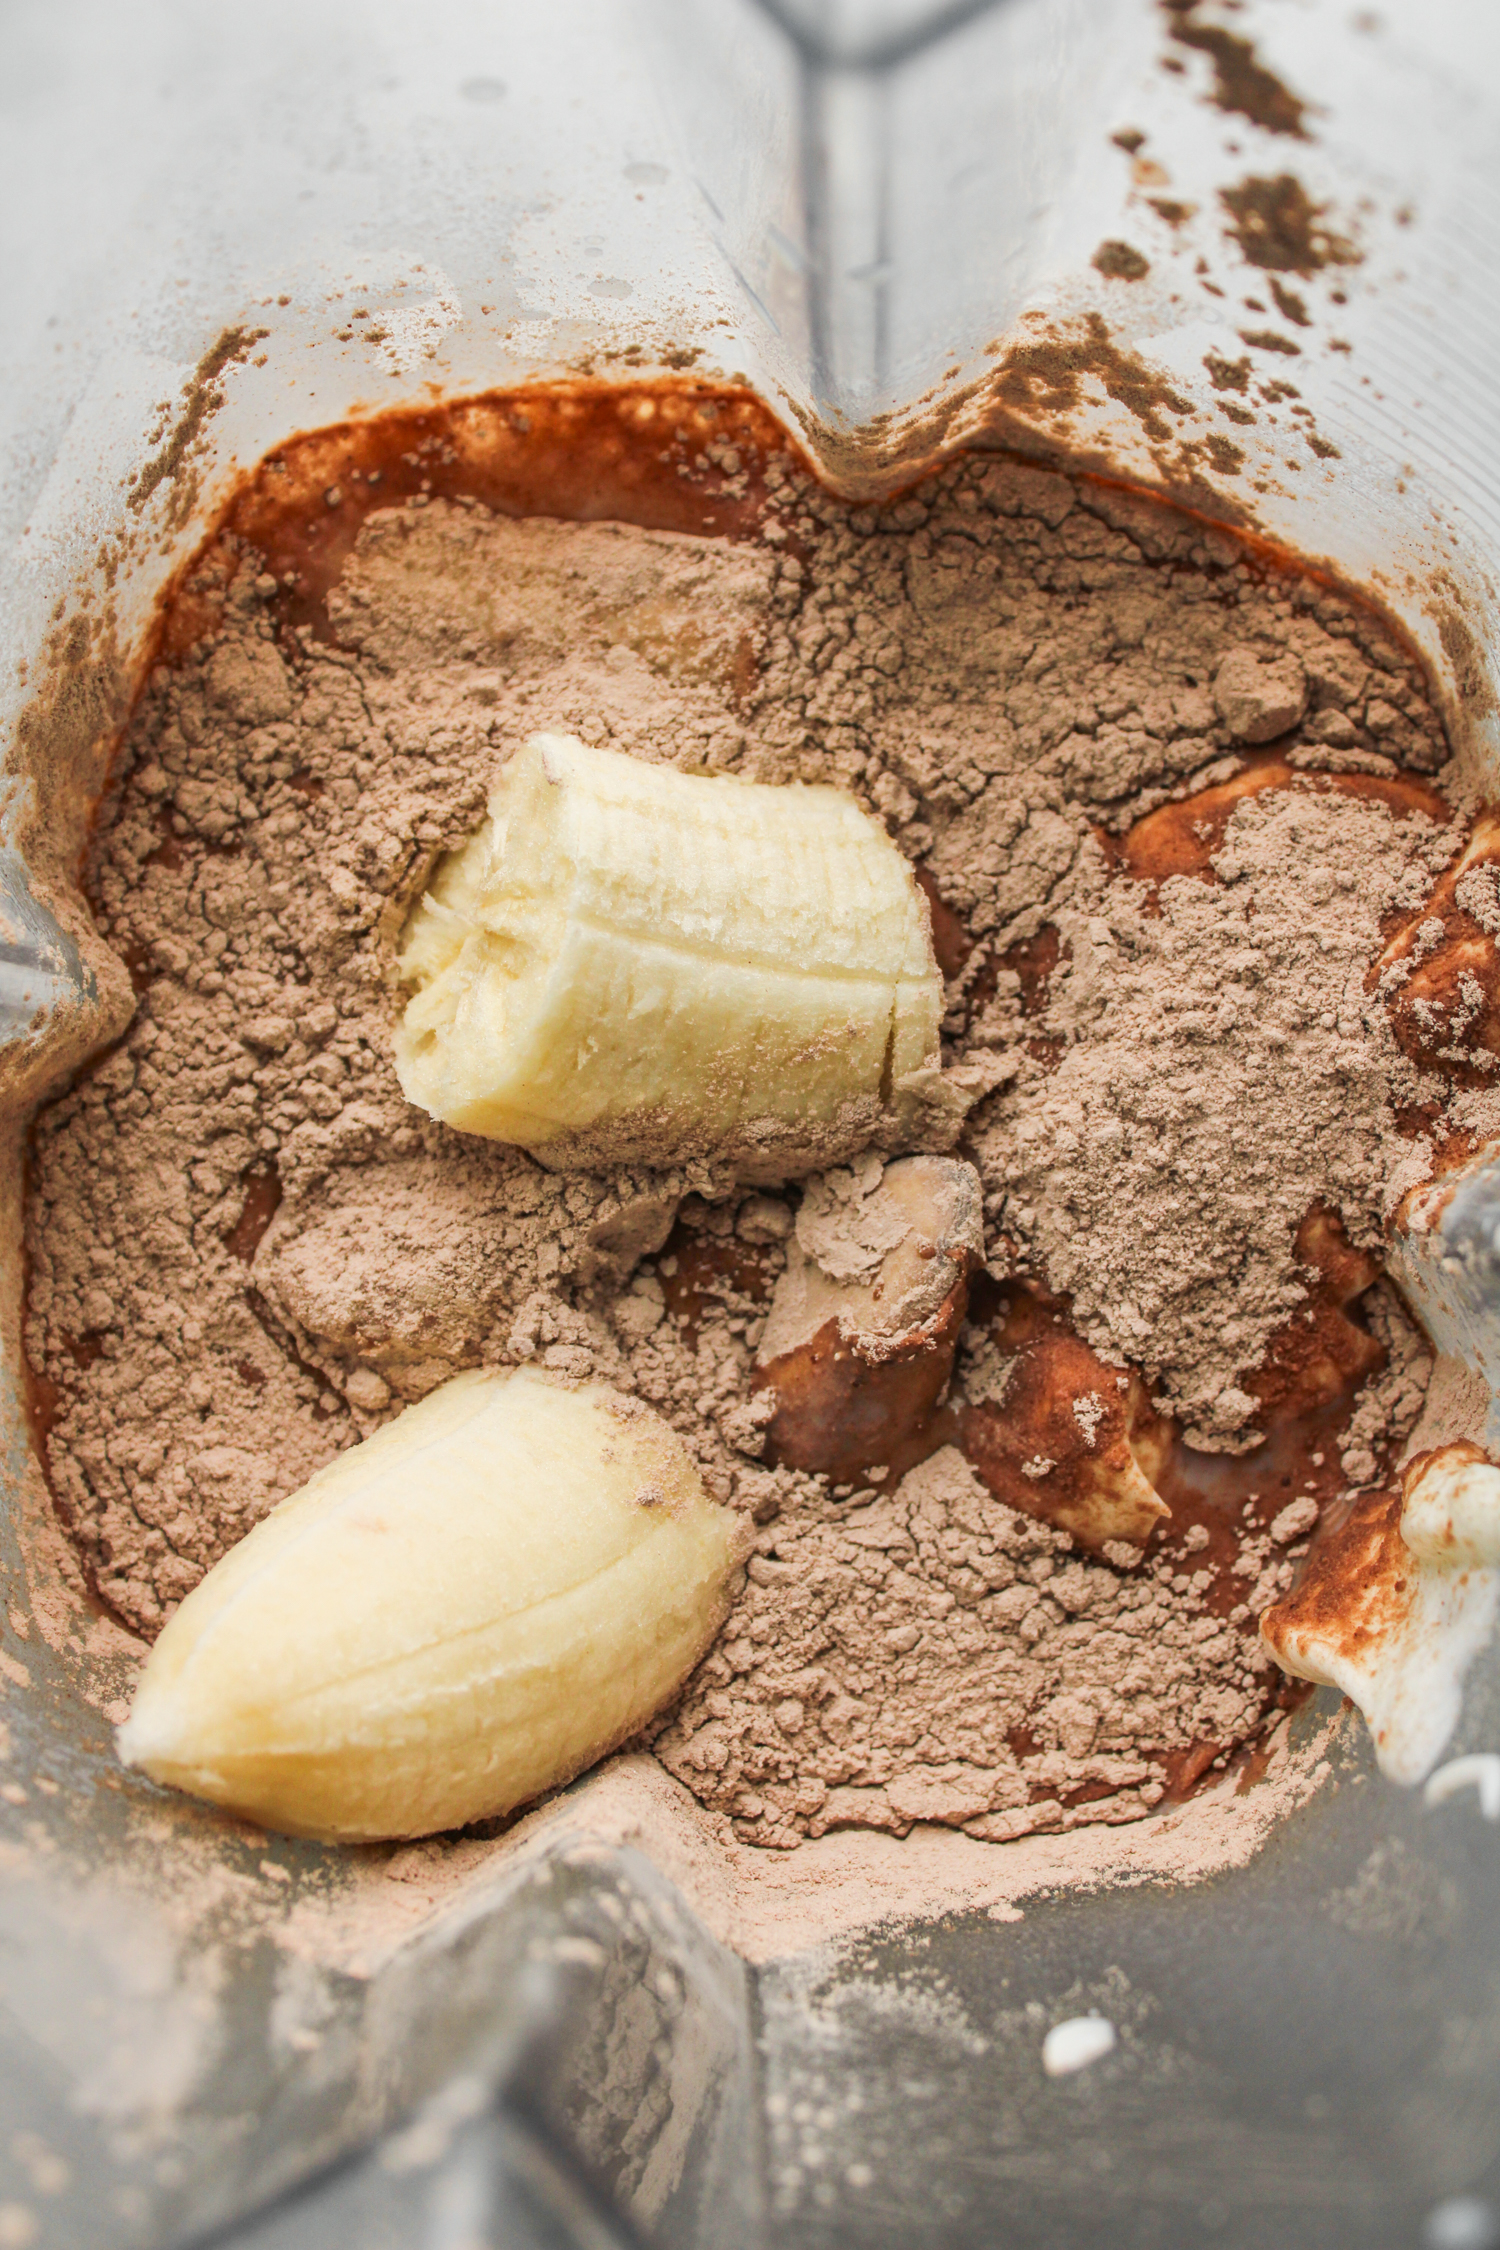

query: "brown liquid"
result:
(959, 1264), (1387, 1620)
(163, 382), (802, 664)
(1119, 753), (1450, 899)
(224, 1167), (283, 1265)
(656, 1224), (776, 1349)
(912, 866), (975, 981)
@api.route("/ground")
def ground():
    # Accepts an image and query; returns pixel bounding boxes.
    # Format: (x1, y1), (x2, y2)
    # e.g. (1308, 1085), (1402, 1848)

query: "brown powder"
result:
(976, 781), (1463, 1447)
(655, 1443), (1249, 1849)
(24, 447), (1465, 1851)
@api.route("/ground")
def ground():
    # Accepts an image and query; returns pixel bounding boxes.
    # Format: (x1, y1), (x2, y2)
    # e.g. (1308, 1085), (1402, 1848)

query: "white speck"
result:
(1425, 1754), (1500, 1820)
(1072, 1391), (1105, 1448)
(1424, 2193), (1500, 2250)
(1042, 2015), (1116, 2077)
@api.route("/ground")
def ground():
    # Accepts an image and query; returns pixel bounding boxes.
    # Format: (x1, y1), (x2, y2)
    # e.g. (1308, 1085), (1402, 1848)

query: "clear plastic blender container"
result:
(3, 2), (1500, 2243)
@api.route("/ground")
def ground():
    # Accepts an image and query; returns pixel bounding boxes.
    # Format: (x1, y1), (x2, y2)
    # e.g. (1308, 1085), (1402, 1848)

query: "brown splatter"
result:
(992, 312), (1194, 447)
(1205, 353), (1253, 393)
(1093, 240), (1151, 282)
(1269, 278), (1311, 327)
(1221, 175), (1361, 274)
(127, 326), (270, 520)
(1240, 329), (1302, 357)
(1163, 3), (1309, 137)
(1149, 199), (1197, 226)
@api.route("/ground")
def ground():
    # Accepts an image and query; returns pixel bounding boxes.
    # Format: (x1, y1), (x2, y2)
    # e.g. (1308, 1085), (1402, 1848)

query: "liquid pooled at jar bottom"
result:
(28, 399), (1492, 1850)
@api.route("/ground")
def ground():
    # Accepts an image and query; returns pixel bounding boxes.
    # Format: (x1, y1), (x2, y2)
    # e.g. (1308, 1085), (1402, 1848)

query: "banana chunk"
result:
(394, 733), (943, 1174)
(117, 1369), (744, 1842)
(1262, 1442), (1500, 1786)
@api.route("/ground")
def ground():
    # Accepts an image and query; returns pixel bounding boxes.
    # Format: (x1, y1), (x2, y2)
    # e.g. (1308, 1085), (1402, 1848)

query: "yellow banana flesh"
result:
(117, 1369), (743, 1842)
(394, 732), (942, 1173)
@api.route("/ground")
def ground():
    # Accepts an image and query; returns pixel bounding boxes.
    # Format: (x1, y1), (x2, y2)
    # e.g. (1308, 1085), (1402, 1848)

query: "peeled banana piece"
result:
(117, 1369), (743, 1842)
(394, 732), (942, 1173)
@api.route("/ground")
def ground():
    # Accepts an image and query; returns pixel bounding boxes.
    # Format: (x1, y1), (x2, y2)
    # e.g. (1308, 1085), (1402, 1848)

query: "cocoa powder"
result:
(25, 447), (1469, 1849)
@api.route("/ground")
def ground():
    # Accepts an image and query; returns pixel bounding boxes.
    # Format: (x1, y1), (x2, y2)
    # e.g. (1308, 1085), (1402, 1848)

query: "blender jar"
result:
(3, 2), (1500, 2243)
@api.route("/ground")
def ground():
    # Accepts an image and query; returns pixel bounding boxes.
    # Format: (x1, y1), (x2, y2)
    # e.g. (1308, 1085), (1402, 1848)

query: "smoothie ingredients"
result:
(395, 729), (943, 1172)
(26, 438), (1466, 1849)
(971, 763), (1460, 1453)
(118, 1368), (744, 1841)
(653, 1442), (1222, 1846)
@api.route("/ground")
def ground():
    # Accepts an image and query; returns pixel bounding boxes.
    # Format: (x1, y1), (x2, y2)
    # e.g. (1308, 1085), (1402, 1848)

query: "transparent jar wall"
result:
(646, 0), (1500, 773)
(5, 6), (1500, 2244)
